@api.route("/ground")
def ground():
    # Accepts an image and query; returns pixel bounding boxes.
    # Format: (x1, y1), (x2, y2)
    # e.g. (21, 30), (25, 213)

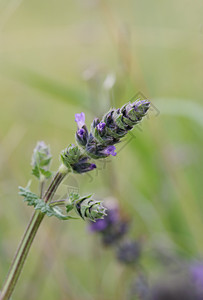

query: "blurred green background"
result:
(0, 0), (203, 299)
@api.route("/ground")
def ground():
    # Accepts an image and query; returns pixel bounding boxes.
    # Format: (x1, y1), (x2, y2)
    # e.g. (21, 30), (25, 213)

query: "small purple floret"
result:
(103, 145), (117, 156)
(77, 128), (85, 138)
(97, 122), (106, 131)
(90, 163), (96, 170)
(75, 112), (85, 128)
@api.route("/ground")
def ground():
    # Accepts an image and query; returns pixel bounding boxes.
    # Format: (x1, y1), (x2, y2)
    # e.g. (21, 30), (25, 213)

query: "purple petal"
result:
(89, 163), (96, 170)
(75, 112), (85, 128)
(77, 128), (85, 138)
(103, 145), (117, 157)
(97, 122), (106, 131)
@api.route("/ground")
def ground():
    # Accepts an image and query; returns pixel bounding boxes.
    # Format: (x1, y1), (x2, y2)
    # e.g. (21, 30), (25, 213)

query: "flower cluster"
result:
(75, 100), (150, 160)
(61, 100), (150, 174)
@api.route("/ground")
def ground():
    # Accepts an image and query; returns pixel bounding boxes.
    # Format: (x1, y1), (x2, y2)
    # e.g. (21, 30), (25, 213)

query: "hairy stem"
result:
(0, 166), (68, 300)
(39, 180), (45, 199)
(49, 199), (66, 207)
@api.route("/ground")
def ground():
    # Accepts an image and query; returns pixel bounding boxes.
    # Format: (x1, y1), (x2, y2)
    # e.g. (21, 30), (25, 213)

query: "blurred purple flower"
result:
(190, 262), (203, 298)
(89, 204), (119, 232)
(191, 263), (203, 285)
(116, 240), (141, 265)
(89, 201), (129, 246)
(89, 219), (108, 232)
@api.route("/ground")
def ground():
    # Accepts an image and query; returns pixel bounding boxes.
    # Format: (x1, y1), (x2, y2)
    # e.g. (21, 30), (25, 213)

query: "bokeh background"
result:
(0, 0), (203, 299)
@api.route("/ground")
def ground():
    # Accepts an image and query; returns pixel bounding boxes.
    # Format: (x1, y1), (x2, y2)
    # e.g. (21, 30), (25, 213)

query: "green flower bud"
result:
(60, 144), (81, 169)
(31, 141), (52, 180)
(68, 193), (107, 221)
(60, 144), (96, 173)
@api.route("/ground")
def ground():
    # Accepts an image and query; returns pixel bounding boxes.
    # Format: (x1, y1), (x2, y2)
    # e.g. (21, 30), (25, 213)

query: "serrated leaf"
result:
(19, 186), (77, 221)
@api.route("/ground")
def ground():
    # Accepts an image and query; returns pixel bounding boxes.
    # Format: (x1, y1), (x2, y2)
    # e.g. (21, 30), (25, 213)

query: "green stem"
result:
(0, 166), (68, 300)
(39, 180), (45, 199)
(49, 199), (66, 207)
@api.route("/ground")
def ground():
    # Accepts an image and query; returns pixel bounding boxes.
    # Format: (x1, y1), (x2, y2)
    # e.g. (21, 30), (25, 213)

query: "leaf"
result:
(19, 187), (76, 221)
(39, 168), (52, 179)
(39, 157), (52, 167)
(66, 203), (74, 213)
(32, 165), (40, 179)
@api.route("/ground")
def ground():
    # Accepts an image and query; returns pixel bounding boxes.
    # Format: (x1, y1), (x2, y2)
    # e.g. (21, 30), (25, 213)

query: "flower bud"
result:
(31, 141), (52, 179)
(122, 100), (150, 124)
(72, 157), (96, 174)
(75, 125), (89, 147)
(61, 144), (96, 174)
(32, 141), (51, 169)
(86, 142), (117, 159)
(60, 144), (81, 168)
(69, 193), (106, 221)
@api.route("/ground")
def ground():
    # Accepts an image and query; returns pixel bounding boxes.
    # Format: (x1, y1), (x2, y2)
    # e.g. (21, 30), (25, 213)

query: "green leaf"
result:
(19, 187), (76, 221)
(66, 203), (74, 213)
(39, 168), (52, 179)
(32, 165), (40, 179)
(40, 157), (52, 167)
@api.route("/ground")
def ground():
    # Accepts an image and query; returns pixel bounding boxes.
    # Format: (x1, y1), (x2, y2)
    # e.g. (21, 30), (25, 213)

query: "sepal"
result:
(60, 144), (81, 169)
(61, 144), (96, 173)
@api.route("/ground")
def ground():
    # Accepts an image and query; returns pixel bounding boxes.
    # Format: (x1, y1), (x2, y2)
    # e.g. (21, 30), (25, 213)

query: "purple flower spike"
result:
(75, 112), (85, 128)
(97, 122), (106, 131)
(104, 145), (117, 157)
